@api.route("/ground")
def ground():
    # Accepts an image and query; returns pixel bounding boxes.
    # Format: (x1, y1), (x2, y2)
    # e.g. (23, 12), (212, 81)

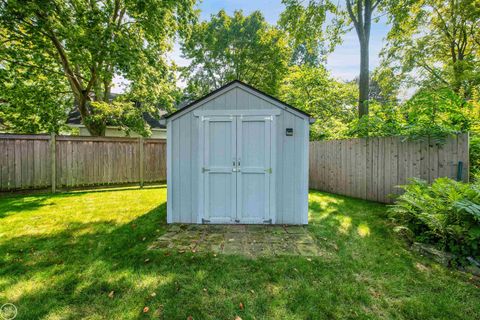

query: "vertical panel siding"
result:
(169, 87), (310, 224)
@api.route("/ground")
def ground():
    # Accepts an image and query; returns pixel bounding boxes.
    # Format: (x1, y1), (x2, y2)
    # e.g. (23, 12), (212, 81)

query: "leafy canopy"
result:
(181, 10), (291, 99)
(382, 0), (480, 97)
(280, 64), (358, 140)
(278, 0), (343, 66)
(0, 0), (196, 135)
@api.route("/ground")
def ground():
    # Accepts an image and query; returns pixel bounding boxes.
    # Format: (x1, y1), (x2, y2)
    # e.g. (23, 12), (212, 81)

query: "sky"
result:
(113, 0), (392, 93)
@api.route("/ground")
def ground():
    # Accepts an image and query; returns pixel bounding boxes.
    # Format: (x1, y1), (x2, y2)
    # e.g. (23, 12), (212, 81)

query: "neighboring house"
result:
(65, 93), (167, 139)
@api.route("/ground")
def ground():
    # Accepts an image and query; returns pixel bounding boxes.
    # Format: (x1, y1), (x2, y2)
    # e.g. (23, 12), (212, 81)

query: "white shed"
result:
(165, 80), (313, 225)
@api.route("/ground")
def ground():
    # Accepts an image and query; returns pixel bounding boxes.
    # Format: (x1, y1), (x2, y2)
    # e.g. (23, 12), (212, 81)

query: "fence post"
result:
(139, 137), (144, 188)
(50, 132), (56, 193)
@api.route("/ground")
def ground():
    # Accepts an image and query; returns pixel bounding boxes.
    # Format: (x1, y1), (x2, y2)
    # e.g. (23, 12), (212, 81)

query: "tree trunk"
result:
(359, 40), (369, 117)
(77, 95), (106, 136)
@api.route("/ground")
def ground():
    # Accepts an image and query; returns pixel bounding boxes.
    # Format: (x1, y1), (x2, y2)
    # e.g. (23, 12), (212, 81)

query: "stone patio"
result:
(149, 224), (322, 257)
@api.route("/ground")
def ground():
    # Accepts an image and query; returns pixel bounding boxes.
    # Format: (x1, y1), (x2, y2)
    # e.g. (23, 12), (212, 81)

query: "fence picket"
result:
(0, 134), (166, 191)
(309, 134), (469, 203)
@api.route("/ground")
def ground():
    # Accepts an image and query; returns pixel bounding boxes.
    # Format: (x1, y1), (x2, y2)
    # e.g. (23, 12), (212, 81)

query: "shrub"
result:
(388, 177), (480, 263)
(469, 134), (480, 180)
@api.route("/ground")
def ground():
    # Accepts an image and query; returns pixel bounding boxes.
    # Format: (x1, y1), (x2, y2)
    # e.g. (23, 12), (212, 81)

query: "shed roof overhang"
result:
(163, 80), (315, 124)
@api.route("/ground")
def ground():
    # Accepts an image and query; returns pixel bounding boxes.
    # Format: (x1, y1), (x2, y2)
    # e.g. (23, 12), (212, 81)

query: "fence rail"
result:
(309, 133), (469, 203)
(0, 134), (166, 191)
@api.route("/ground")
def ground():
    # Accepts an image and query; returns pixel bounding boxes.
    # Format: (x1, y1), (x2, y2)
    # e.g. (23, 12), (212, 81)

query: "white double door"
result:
(202, 115), (274, 224)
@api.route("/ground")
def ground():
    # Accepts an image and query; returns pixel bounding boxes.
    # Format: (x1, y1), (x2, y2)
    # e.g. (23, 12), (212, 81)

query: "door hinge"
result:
(202, 218), (210, 224)
(202, 167), (210, 173)
(263, 219), (272, 224)
(265, 168), (272, 174)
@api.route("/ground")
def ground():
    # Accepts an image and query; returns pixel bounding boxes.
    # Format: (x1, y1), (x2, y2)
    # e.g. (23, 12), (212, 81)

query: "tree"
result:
(278, 0), (343, 66)
(280, 65), (358, 140)
(181, 10), (291, 99)
(383, 0), (480, 98)
(0, 0), (196, 135)
(345, 0), (382, 117)
(0, 26), (71, 133)
(279, 0), (380, 117)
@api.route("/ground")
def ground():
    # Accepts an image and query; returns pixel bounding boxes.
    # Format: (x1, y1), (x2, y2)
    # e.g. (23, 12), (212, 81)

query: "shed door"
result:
(203, 117), (237, 223)
(236, 116), (272, 223)
(202, 115), (273, 224)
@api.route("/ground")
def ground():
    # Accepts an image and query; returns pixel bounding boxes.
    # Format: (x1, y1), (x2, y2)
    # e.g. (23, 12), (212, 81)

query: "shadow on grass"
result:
(1, 189), (479, 319)
(0, 198), (372, 319)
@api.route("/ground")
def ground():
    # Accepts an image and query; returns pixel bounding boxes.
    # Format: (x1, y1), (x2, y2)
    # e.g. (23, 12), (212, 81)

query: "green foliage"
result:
(469, 134), (480, 180)
(278, 0), (343, 65)
(347, 88), (478, 143)
(181, 10), (291, 99)
(280, 64), (358, 140)
(0, 0), (196, 135)
(85, 101), (151, 137)
(0, 60), (71, 134)
(388, 177), (480, 262)
(383, 0), (480, 98)
(346, 102), (404, 138)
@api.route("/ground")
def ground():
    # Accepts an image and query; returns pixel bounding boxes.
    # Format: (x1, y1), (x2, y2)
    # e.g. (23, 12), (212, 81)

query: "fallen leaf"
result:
(108, 291), (114, 298)
(143, 306), (149, 313)
(239, 302), (244, 310)
(187, 316), (193, 320)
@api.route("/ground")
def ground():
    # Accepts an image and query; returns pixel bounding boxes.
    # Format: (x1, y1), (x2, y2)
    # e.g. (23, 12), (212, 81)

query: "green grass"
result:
(0, 186), (479, 320)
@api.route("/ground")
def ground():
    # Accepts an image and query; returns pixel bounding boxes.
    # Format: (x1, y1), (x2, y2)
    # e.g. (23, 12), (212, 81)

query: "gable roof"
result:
(164, 80), (312, 120)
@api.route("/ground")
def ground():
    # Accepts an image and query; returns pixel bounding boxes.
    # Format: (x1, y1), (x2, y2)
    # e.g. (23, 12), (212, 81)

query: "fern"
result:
(388, 177), (480, 262)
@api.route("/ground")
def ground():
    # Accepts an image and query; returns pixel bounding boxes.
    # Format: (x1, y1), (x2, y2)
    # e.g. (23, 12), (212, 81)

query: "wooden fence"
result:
(0, 134), (166, 191)
(309, 133), (469, 203)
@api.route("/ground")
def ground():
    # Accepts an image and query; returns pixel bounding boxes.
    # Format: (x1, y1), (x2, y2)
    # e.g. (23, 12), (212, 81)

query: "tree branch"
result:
(346, 0), (361, 34)
(0, 57), (67, 77)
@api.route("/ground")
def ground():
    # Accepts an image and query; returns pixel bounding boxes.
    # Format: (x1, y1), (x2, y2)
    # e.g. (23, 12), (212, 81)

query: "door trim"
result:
(199, 116), (237, 224)
(236, 115), (274, 224)
(193, 109), (281, 117)
(198, 113), (276, 224)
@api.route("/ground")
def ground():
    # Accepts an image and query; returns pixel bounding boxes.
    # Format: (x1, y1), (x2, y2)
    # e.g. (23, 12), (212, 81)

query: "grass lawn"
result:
(0, 186), (479, 319)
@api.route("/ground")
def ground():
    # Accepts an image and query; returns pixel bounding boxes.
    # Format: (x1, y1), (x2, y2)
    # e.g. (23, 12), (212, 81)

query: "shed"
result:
(165, 80), (313, 224)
